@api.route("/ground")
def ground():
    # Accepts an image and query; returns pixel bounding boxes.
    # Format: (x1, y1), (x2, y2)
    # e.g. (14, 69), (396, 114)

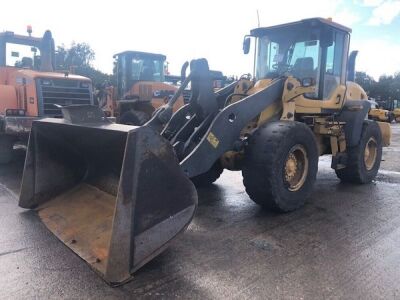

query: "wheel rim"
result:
(284, 144), (308, 192)
(364, 137), (377, 171)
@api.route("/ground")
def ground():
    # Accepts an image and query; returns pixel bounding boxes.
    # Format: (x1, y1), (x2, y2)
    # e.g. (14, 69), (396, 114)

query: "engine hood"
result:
(15, 69), (91, 82)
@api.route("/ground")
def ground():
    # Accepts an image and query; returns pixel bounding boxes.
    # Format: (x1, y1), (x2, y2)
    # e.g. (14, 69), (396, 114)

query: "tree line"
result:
(355, 71), (400, 102)
(55, 42), (114, 88)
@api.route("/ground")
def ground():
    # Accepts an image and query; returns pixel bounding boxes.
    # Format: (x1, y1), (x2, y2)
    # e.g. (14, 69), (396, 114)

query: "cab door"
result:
(294, 29), (350, 113)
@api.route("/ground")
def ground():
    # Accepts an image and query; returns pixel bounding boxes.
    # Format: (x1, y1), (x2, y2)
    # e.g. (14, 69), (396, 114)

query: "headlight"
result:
(6, 109), (26, 116)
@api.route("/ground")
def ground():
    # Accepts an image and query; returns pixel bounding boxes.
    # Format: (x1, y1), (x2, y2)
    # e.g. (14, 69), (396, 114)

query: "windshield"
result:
(130, 56), (165, 82)
(255, 27), (322, 98)
(5, 42), (41, 69)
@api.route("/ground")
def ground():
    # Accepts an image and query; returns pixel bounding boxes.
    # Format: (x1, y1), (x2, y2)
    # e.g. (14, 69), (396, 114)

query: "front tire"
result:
(119, 110), (150, 126)
(335, 121), (382, 184)
(242, 121), (319, 212)
(388, 112), (394, 123)
(0, 136), (14, 164)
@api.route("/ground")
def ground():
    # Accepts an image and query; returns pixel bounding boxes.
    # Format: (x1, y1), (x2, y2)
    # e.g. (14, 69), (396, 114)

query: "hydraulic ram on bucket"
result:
(19, 105), (197, 285)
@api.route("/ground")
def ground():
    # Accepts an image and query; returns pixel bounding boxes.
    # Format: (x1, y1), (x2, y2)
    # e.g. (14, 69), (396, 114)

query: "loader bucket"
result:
(19, 118), (197, 285)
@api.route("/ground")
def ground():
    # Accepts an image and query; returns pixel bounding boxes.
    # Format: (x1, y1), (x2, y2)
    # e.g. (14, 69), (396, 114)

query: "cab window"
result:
(130, 57), (165, 82)
(6, 43), (40, 69)
(289, 40), (320, 99)
(323, 31), (345, 99)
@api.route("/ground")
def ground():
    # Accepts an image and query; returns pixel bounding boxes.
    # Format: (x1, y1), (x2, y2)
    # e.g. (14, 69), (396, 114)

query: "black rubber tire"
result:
(119, 110), (150, 126)
(191, 161), (223, 187)
(242, 121), (319, 212)
(335, 121), (382, 184)
(388, 113), (394, 123)
(0, 136), (14, 164)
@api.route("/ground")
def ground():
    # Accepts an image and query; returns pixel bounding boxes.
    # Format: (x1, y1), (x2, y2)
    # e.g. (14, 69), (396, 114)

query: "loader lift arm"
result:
(148, 59), (284, 177)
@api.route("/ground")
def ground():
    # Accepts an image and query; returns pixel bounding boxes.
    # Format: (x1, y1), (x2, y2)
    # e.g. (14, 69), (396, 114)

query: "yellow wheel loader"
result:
(395, 108), (400, 122)
(18, 18), (391, 285)
(368, 103), (392, 123)
(389, 100), (400, 122)
(98, 51), (186, 125)
(370, 98), (400, 123)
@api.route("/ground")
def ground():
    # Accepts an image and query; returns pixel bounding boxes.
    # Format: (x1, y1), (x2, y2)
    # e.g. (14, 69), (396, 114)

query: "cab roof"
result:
(250, 18), (351, 37)
(0, 31), (42, 46)
(113, 51), (166, 60)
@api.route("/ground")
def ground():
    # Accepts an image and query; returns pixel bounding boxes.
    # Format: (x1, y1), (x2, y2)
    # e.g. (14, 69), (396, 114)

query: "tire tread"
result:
(242, 121), (318, 212)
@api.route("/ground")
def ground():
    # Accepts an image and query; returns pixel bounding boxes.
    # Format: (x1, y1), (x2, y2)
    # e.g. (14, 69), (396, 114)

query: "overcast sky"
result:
(1, 0), (400, 79)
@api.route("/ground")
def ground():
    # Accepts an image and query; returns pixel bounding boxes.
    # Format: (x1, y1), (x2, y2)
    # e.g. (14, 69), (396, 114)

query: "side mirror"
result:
(301, 77), (315, 87)
(243, 37), (251, 55)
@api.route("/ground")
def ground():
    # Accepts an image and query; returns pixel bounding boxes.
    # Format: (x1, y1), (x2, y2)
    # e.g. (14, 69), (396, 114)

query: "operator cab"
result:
(114, 51), (166, 98)
(0, 29), (55, 72)
(244, 18), (351, 101)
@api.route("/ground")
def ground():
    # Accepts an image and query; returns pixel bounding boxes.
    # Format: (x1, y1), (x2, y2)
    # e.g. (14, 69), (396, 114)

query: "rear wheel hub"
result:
(364, 137), (377, 171)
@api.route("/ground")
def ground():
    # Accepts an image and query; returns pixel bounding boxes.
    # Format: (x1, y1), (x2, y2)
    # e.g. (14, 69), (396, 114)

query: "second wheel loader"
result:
(98, 51), (185, 125)
(19, 18), (391, 285)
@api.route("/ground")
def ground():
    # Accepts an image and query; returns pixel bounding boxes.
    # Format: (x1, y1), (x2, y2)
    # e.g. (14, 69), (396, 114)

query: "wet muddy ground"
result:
(0, 124), (399, 299)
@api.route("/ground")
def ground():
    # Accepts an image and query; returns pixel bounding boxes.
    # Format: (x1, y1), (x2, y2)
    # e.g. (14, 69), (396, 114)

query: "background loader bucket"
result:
(19, 119), (197, 285)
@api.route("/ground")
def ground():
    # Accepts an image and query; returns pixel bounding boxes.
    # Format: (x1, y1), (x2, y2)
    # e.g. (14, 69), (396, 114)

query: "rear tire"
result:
(388, 113), (394, 123)
(242, 121), (318, 212)
(0, 136), (14, 164)
(119, 110), (150, 126)
(191, 161), (223, 187)
(335, 121), (382, 184)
